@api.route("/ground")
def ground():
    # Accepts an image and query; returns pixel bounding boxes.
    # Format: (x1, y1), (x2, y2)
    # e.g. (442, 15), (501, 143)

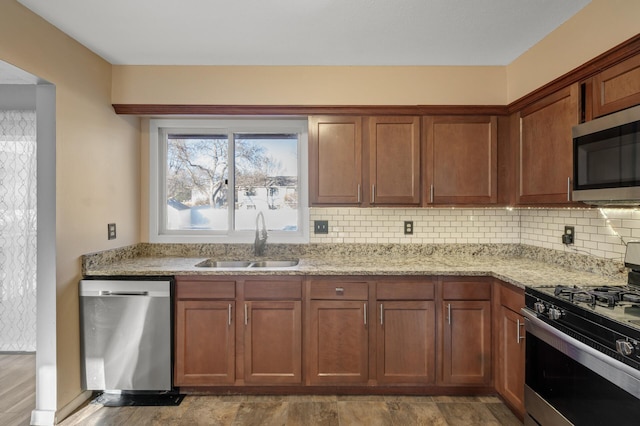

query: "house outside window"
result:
(149, 118), (309, 243)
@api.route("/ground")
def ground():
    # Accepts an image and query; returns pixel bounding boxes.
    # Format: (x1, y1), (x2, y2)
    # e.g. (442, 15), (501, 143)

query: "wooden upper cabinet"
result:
(518, 84), (579, 204)
(424, 116), (497, 205)
(309, 116), (363, 205)
(367, 116), (421, 205)
(593, 55), (640, 118)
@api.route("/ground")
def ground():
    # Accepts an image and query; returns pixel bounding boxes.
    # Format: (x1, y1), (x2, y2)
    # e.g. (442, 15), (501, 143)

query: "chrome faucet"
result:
(254, 211), (268, 256)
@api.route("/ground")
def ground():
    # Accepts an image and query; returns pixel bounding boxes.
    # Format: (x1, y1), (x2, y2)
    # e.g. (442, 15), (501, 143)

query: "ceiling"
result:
(17, 0), (591, 66)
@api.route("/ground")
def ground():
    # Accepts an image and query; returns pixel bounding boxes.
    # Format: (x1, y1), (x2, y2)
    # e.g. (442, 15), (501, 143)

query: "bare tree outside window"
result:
(165, 132), (299, 232)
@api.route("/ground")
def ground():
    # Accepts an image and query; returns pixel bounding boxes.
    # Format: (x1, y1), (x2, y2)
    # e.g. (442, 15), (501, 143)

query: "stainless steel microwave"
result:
(573, 104), (640, 205)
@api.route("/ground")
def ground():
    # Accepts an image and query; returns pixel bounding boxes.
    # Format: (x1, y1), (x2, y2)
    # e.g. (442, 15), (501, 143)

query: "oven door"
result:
(522, 308), (640, 426)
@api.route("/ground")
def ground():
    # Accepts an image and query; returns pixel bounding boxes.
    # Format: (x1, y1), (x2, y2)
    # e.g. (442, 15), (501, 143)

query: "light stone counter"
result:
(82, 243), (628, 290)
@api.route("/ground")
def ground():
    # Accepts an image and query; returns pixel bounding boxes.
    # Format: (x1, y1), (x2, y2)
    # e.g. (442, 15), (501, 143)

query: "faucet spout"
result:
(254, 211), (268, 256)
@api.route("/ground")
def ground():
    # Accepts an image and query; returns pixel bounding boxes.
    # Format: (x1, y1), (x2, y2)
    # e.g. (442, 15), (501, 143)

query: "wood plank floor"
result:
(60, 394), (523, 425)
(0, 356), (523, 425)
(0, 354), (35, 426)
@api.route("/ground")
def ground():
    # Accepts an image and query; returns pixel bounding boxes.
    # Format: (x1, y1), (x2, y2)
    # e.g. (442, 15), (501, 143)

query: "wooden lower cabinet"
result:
(308, 300), (369, 384)
(498, 306), (525, 415)
(174, 275), (520, 403)
(442, 300), (492, 385)
(495, 282), (526, 419)
(175, 299), (235, 385)
(243, 300), (302, 384)
(377, 300), (436, 384)
(440, 278), (492, 386)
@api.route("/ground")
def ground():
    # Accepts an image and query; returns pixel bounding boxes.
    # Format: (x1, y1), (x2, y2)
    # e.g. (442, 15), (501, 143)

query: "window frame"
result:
(149, 118), (309, 244)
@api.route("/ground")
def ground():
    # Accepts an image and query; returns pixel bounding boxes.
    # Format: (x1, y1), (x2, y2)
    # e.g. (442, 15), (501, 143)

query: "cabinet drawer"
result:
(499, 282), (524, 312)
(176, 280), (236, 299)
(244, 280), (302, 300)
(377, 281), (435, 300)
(310, 281), (369, 300)
(442, 279), (491, 300)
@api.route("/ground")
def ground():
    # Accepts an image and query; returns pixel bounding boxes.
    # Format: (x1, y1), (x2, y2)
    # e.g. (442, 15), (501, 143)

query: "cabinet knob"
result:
(616, 339), (635, 356)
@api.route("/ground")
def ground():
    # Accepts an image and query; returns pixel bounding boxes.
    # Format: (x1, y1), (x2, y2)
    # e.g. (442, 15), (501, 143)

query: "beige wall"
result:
(0, 0), (141, 412)
(507, 0), (640, 102)
(112, 65), (507, 105)
(112, 0), (639, 107)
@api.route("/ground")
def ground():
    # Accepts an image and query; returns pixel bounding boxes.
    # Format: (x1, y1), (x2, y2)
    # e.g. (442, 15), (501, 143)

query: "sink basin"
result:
(250, 260), (299, 268)
(194, 259), (299, 268)
(195, 260), (253, 268)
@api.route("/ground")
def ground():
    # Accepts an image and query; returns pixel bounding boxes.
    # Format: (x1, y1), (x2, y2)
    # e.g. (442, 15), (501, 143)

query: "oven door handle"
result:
(521, 308), (640, 399)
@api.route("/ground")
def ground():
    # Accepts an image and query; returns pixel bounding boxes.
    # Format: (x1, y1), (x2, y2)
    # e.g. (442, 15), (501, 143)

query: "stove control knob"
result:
(547, 307), (563, 320)
(534, 302), (546, 314)
(616, 340), (635, 356)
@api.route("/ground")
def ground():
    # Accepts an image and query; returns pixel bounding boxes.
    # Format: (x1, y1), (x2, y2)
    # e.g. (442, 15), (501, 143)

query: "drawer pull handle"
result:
(517, 319), (525, 343)
(364, 303), (367, 325)
(335, 287), (344, 296)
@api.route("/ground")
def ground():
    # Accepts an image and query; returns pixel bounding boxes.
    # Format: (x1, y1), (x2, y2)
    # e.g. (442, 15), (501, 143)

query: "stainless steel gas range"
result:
(522, 242), (640, 425)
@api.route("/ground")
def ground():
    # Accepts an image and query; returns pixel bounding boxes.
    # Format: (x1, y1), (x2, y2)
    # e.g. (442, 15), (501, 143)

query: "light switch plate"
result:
(108, 223), (117, 240)
(314, 220), (329, 234)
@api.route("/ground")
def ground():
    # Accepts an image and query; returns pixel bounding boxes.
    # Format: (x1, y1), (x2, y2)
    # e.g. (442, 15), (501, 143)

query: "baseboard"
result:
(29, 410), (55, 426)
(54, 390), (94, 424)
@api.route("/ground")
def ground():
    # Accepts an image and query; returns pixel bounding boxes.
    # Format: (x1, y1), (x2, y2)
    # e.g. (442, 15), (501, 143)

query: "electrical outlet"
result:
(404, 221), (414, 235)
(314, 220), (329, 234)
(562, 225), (574, 245)
(108, 223), (117, 240)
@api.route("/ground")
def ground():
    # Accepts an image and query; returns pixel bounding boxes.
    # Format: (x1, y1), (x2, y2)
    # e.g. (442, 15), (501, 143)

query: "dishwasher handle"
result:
(99, 290), (150, 296)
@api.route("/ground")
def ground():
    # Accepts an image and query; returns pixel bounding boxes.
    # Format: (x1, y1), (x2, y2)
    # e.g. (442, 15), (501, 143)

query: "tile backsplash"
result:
(309, 207), (640, 261)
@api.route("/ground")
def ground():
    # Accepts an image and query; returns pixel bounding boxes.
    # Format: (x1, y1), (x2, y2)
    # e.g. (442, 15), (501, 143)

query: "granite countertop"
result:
(83, 243), (628, 290)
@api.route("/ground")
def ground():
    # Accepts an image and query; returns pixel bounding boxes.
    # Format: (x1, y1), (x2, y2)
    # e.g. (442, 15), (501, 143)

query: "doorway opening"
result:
(0, 59), (57, 425)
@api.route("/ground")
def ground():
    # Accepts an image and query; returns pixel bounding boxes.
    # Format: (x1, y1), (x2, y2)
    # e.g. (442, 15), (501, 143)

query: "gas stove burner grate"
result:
(553, 285), (640, 308)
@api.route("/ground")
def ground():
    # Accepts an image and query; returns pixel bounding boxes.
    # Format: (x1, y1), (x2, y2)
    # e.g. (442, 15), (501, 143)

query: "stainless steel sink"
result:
(249, 260), (299, 268)
(195, 259), (299, 268)
(195, 260), (253, 268)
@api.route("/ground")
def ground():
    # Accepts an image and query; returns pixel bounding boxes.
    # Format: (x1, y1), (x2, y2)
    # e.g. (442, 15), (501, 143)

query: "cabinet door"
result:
(518, 84), (579, 204)
(424, 116), (497, 205)
(377, 301), (435, 385)
(308, 300), (368, 384)
(368, 116), (421, 205)
(442, 300), (491, 385)
(243, 301), (302, 384)
(593, 54), (640, 118)
(175, 300), (235, 386)
(309, 116), (363, 205)
(498, 306), (525, 416)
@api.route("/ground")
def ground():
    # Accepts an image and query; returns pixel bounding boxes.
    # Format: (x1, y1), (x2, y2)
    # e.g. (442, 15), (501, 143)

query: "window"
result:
(149, 118), (308, 243)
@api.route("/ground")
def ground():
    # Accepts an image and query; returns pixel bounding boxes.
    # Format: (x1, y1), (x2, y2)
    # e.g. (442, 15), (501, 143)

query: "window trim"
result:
(149, 118), (309, 244)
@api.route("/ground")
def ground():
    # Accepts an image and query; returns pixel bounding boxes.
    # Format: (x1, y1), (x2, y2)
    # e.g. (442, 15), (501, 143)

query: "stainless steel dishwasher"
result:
(80, 279), (172, 391)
